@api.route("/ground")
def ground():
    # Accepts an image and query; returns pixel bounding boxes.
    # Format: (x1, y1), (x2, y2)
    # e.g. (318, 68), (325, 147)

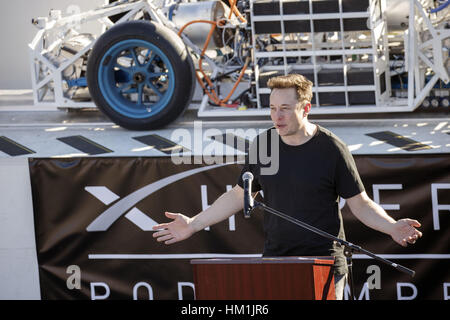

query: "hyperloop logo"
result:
(85, 162), (236, 232)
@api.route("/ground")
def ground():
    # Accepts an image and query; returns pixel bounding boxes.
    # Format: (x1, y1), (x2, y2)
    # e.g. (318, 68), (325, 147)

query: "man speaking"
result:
(152, 74), (422, 299)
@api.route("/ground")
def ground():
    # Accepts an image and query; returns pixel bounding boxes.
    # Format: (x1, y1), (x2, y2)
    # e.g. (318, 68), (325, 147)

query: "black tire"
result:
(87, 20), (195, 130)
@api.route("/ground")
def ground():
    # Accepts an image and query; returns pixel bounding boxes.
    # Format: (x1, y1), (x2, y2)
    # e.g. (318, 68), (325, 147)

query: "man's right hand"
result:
(152, 185), (246, 245)
(152, 212), (195, 245)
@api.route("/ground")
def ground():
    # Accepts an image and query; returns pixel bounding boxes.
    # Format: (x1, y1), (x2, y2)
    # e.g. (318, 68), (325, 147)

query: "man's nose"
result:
(274, 110), (283, 120)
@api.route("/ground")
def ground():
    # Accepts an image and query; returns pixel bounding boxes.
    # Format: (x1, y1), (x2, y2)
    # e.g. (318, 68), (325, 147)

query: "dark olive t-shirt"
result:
(237, 125), (365, 275)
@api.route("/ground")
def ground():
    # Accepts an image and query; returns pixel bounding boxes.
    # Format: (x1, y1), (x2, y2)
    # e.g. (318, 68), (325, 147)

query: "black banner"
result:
(29, 155), (450, 300)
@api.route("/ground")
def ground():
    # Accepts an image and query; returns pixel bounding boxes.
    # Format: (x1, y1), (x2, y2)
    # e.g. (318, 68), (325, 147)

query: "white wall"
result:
(0, 0), (105, 89)
(0, 158), (40, 299)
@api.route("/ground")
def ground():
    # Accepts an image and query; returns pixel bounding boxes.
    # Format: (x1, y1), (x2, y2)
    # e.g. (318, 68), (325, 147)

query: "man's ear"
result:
(304, 102), (311, 115)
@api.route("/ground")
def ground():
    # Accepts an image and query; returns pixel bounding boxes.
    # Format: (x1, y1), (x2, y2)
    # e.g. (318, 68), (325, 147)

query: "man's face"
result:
(269, 87), (306, 137)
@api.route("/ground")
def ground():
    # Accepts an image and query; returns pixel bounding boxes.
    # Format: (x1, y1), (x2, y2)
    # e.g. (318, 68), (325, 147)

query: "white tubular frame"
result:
(28, 1), (163, 109)
(28, 0), (449, 116)
(407, 0), (450, 110)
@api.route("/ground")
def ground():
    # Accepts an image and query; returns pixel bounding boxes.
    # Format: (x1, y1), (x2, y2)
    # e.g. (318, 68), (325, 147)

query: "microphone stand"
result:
(250, 200), (415, 300)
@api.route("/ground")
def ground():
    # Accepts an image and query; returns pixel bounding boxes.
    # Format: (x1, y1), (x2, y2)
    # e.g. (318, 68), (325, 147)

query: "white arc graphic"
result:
(85, 162), (236, 231)
(85, 186), (159, 231)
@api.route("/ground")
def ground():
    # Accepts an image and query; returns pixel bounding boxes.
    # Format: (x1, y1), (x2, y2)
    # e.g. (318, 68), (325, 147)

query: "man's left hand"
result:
(390, 219), (423, 247)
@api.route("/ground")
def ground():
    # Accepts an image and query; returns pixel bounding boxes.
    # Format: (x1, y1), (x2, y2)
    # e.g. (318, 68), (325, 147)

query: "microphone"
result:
(242, 171), (254, 218)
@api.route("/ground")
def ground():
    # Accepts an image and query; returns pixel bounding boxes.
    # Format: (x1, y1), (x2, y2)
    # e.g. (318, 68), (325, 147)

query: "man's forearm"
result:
(347, 191), (423, 247)
(347, 192), (396, 235)
(358, 200), (396, 234)
(190, 185), (245, 233)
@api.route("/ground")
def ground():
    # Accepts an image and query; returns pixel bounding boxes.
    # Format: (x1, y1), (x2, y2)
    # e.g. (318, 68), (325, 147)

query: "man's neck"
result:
(280, 121), (317, 146)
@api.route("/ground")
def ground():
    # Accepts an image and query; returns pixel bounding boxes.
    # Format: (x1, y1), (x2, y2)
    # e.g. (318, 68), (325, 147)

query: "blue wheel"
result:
(87, 21), (195, 130)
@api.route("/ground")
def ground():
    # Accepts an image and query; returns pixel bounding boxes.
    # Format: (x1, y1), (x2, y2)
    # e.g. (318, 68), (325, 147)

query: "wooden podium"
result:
(191, 257), (336, 300)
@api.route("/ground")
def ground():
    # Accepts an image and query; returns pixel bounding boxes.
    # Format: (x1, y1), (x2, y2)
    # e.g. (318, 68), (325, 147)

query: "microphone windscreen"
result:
(242, 172), (254, 181)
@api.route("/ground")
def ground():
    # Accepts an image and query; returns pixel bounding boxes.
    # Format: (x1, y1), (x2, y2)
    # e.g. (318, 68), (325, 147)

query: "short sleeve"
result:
(334, 142), (365, 199)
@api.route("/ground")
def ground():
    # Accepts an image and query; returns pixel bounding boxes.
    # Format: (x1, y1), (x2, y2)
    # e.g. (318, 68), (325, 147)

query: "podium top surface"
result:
(190, 256), (334, 265)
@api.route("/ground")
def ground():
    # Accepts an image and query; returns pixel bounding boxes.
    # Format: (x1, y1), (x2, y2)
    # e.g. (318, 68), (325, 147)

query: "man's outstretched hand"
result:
(389, 218), (423, 247)
(152, 212), (195, 245)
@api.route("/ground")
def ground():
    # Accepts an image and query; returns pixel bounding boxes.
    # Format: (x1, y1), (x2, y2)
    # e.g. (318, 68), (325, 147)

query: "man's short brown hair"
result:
(267, 74), (313, 104)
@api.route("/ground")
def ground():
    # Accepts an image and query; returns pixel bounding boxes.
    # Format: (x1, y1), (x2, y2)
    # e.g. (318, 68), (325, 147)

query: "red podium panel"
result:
(191, 257), (335, 300)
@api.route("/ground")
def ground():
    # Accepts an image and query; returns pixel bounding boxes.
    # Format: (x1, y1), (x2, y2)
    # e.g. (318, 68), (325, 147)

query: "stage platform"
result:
(0, 91), (449, 158)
